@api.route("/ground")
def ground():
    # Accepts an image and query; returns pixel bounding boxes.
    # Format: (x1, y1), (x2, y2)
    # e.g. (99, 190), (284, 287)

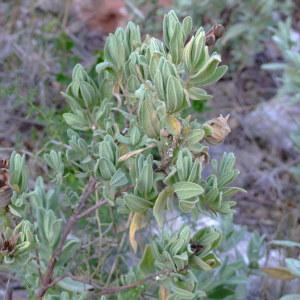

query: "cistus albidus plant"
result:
(0, 11), (245, 299)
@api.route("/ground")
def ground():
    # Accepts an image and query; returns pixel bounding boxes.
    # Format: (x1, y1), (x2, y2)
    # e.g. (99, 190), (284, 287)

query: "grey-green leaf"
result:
(174, 181), (204, 200)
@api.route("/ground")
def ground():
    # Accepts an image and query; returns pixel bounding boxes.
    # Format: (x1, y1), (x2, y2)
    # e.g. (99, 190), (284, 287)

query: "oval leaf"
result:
(262, 267), (296, 281)
(173, 181), (204, 200)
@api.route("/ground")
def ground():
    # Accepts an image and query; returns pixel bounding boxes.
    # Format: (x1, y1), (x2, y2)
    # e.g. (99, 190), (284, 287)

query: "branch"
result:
(93, 268), (186, 296)
(36, 177), (101, 299)
(76, 199), (107, 220)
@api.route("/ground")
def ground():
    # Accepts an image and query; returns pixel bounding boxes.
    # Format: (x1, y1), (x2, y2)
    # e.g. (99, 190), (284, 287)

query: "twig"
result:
(4, 276), (12, 300)
(62, 0), (72, 30)
(105, 214), (132, 286)
(91, 190), (104, 277)
(94, 268), (185, 296)
(124, 0), (145, 20)
(36, 177), (100, 299)
(35, 248), (42, 282)
(76, 199), (107, 220)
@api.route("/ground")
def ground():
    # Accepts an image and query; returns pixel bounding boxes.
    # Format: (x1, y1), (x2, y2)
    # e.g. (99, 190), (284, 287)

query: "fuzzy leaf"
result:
(57, 277), (93, 292)
(63, 112), (89, 131)
(280, 295), (300, 300)
(271, 240), (300, 248)
(153, 186), (174, 227)
(174, 182), (204, 200)
(110, 169), (128, 188)
(286, 258), (300, 277)
(139, 244), (155, 274)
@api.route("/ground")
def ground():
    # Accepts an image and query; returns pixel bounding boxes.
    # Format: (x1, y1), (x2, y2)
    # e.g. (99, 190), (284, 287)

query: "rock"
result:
(242, 99), (300, 154)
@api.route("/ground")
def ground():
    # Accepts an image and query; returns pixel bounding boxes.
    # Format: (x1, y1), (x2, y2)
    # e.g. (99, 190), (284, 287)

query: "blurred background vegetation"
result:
(1, 0), (300, 299)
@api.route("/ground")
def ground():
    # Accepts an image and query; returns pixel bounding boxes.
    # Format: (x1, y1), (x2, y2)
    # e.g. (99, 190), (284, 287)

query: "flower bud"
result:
(0, 231), (19, 257)
(205, 114), (231, 145)
(0, 221), (33, 263)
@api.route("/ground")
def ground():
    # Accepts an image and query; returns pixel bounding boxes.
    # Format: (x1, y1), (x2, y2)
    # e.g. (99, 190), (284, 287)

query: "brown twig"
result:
(62, 0), (72, 30)
(93, 268), (183, 296)
(36, 177), (101, 299)
(76, 199), (107, 220)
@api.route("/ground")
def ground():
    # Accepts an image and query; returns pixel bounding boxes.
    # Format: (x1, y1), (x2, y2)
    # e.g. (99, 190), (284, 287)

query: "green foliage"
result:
(0, 11), (246, 299)
(264, 21), (300, 184)
(132, 0), (293, 69)
(178, 0), (293, 67)
(262, 21), (300, 299)
(263, 20), (300, 102)
(172, 217), (266, 300)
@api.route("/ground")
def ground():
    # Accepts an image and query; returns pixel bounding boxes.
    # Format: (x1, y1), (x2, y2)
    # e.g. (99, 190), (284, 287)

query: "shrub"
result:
(132, 0), (293, 70)
(0, 11), (245, 299)
(263, 20), (300, 102)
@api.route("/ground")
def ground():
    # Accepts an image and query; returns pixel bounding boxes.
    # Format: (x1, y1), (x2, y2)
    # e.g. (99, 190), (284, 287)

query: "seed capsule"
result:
(205, 114), (231, 145)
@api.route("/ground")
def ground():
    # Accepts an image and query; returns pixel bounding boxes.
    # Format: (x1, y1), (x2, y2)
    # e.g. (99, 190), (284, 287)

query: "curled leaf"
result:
(129, 212), (148, 253)
(153, 186), (174, 227)
(262, 267), (296, 280)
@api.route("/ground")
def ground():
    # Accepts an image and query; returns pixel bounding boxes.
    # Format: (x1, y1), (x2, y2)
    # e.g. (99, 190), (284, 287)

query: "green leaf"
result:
(170, 284), (196, 299)
(222, 187), (247, 197)
(202, 252), (221, 269)
(271, 240), (300, 248)
(190, 54), (221, 85)
(170, 23), (184, 64)
(190, 255), (212, 271)
(192, 227), (221, 252)
(198, 65), (228, 86)
(97, 158), (116, 180)
(124, 194), (153, 213)
(139, 244), (155, 274)
(57, 277), (93, 292)
(79, 81), (96, 108)
(173, 181), (204, 200)
(280, 295), (300, 300)
(185, 129), (205, 145)
(63, 112), (89, 131)
(179, 198), (198, 213)
(262, 63), (286, 71)
(182, 16), (193, 39)
(9, 152), (28, 194)
(153, 186), (174, 227)
(286, 258), (300, 277)
(137, 157), (154, 196)
(166, 75), (185, 113)
(95, 61), (114, 73)
(58, 239), (80, 266)
(187, 87), (213, 101)
(110, 169), (128, 188)
(207, 285), (235, 299)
